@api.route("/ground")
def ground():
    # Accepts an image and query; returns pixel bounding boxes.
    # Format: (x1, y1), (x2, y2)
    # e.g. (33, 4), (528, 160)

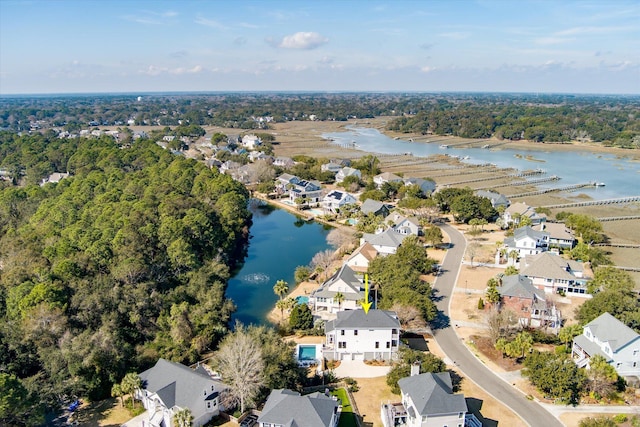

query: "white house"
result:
(335, 167), (361, 183)
(40, 172), (71, 186)
(374, 172), (403, 188)
(257, 389), (340, 427)
(136, 359), (226, 427)
(273, 156), (296, 168)
(381, 371), (475, 427)
(572, 312), (640, 378)
(520, 252), (590, 296)
(535, 222), (576, 249)
(345, 242), (379, 273)
(241, 134), (261, 150)
(361, 228), (408, 255)
(324, 310), (400, 361)
(309, 264), (365, 317)
(502, 226), (549, 258)
(322, 190), (357, 213)
(391, 213), (422, 236)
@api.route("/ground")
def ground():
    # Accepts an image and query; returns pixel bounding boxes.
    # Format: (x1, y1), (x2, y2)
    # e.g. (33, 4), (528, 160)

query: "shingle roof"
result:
(521, 252), (584, 281)
(311, 264), (364, 300)
(326, 309), (400, 332)
(398, 372), (467, 417)
(500, 275), (546, 301)
(536, 222), (575, 241)
(513, 226), (548, 241)
(363, 229), (407, 248)
(573, 334), (611, 361)
(138, 359), (224, 418)
(584, 312), (639, 353)
(361, 199), (388, 216)
(257, 389), (339, 427)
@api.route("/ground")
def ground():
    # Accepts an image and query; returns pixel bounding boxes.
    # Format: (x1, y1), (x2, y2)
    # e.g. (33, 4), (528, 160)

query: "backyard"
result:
(332, 387), (358, 427)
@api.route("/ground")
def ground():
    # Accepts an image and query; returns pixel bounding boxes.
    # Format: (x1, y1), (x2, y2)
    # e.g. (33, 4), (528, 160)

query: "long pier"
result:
(597, 215), (640, 222)
(594, 243), (640, 248)
(479, 175), (560, 190)
(444, 169), (544, 185)
(541, 196), (640, 209)
(509, 182), (595, 198)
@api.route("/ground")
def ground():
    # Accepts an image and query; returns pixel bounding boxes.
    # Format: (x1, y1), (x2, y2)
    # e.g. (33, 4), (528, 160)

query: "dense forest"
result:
(0, 132), (251, 420)
(1, 92), (638, 147)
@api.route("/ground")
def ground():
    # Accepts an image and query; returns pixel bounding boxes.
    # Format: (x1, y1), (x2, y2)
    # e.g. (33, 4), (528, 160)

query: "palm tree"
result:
(121, 372), (142, 408)
(275, 299), (287, 322)
(173, 408), (193, 427)
(273, 280), (289, 300)
(334, 292), (345, 311)
(111, 383), (124, 408)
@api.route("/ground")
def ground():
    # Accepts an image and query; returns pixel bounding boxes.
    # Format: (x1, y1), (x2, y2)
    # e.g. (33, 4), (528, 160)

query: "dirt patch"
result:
(470, 335), (522, 372)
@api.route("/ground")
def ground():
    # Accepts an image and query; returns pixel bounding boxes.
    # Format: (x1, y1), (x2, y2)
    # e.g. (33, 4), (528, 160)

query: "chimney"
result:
(410, 362), (420, 377)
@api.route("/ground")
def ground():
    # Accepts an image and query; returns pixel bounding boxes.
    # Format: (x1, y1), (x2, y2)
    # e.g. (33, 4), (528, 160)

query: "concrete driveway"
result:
(333, 360), (391, 378)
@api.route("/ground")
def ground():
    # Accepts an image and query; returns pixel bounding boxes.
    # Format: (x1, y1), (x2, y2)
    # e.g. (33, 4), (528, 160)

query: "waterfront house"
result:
(136, 359), (226, 427)
(572, 312), (640, 378)
(335, 167), (361, 183)
(324, 309), (401, 361)
(345, 242), (379, 273)
(520, 252), (589, 296)
(502, 226), (549, 259)
(403, 177), (436, 196)
(309, 264), (365, 317)
(503, 202), (546, 227)
(321, 161), (343, 174)
(273, 156), (296, 168)
(534, 222), (576, 249)
(288, 179), (323, 206)
(257, 389), (340, 427)
(475, 190), (510, 209)
(381, 370), (476, 427)
(362, 228), (408, 255)
(374, 171), (403, 188)
(322, 190), (358, 213)
(360, 199), (391, 218)
(498, 275), (561, 330)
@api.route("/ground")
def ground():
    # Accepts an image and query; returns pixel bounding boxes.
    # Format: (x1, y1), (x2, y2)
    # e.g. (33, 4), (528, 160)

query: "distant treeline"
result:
(1, 92), (638, 147)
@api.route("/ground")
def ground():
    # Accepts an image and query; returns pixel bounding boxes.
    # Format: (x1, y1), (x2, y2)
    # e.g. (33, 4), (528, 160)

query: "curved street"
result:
(433, 223), (563, 427)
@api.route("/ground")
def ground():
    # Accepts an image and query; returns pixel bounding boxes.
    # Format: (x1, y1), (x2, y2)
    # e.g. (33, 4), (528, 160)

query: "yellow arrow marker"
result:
(361, 273), (372, 314)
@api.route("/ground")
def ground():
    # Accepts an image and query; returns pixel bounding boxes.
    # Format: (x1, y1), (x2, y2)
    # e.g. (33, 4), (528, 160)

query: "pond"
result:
(226, 201), (334, 325)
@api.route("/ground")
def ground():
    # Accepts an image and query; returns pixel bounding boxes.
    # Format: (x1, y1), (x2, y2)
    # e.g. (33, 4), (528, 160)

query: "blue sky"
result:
(1, 0), (638, 94)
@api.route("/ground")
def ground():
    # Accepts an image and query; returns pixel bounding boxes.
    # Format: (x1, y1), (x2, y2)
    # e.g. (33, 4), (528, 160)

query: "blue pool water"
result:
(298, 345), (317, 360)
(296, 295), (309, 304)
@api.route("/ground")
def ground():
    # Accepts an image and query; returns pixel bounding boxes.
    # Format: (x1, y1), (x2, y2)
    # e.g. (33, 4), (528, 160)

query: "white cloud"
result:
(194, 15), (226, 29)
(420, 66), (436, 73)
(276, 32), (329, 49)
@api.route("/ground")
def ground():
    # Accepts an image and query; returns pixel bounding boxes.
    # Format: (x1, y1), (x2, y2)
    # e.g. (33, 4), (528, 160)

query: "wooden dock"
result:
(541, 196), (640, 209)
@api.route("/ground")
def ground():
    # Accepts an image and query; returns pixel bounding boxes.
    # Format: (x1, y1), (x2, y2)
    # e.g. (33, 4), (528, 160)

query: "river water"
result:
(227, 203), (333, 325)
(323, 127), (640, 199)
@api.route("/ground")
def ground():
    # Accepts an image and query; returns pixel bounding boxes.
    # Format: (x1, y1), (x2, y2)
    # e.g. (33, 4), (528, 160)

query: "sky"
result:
(1, 0), (639, 95)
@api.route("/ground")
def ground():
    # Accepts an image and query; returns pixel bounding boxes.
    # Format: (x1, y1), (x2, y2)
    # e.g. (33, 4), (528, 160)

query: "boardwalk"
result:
(510, 182), (595, 198)
(542, 196), (640, 209)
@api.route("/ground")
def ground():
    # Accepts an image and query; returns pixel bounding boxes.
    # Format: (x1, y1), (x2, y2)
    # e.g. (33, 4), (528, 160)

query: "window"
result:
(338, 342), (347, 349)
(375, 342), (379, 348)
(341, 330), (345, 336)
(386, 342), (390, 349)
(392, 329), (398, 334)
(207, 402), (212, 409)
(392, 340), (397, 347)
(458, 412), (463, 418)
(354, 330), (358, 336)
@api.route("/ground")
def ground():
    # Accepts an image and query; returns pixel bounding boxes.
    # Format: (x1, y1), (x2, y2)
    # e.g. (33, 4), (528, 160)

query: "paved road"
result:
(433, 223), (563, 427)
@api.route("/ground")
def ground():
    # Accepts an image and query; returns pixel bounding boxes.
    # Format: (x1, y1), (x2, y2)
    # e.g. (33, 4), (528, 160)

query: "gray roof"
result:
(500, 275), (546, 301)
(311, 264), (364, 301)
(360, 199), (390, 216)
(573, 334), (611, 362)
(521, 252), (584, 281)
(584, 312), (639, 353)
(398, 372), (467, 417)
(536, 222), (575, 241)
(326, 309), (400, 332)
(257, 389), (339, 427)
(363, 228), (407, 249)
(138, 359), (224, 418)
(403, 177), (436, 195)
(513, 225), (549, 241)
(475, 190), (510, 207)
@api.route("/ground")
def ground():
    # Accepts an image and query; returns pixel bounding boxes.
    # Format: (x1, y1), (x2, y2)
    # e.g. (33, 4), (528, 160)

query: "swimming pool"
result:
(296, 295), (309, 304)
(298, 344), (317, 361)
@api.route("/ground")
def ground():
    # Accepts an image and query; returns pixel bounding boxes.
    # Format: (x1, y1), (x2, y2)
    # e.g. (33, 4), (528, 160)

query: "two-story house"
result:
(503, 202), (546, 227)
(136, 359), (226, 427)
(374, 172), (404, 188)
(257, 389), (340, 427)
(534, 222), (576, 249)
(474, 190), (510, 210)
(335, 167), (361, 183)
(572, 312), (640, 378)
(520, 252), (590, 296)
(322, 190), (358, 213)
(289, 179), (323, 206)
(381, 370), (476, 427)
(361, 228), (408, 255)
(360, 199), (391, 218)
(390, 213), (422, 236)
(502, 226), (549, 259)
(309, 264), (365, 318)
(403, 177), (436, 197)
(324, 310), (400, 361)
(345, 242), (379, 273)
(498, 275), (561, 330)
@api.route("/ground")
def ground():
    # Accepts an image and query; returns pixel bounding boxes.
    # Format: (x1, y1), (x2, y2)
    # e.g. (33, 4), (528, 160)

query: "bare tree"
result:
(485, 307), (518, 343)
(310, 249), (336, 279)
(466, 242), (481, 267)
(391, 303), (427, 330)
(246, 160), (275, 184)
(213, 325), (265, 414)
(326, 228), (354, 251)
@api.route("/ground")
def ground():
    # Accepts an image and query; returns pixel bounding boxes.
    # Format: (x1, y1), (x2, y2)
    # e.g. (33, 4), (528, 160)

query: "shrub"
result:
(477, 298), (485, 310)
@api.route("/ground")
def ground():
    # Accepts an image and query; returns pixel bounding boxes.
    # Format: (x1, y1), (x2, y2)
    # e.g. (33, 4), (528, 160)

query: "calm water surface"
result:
(323, 127), (640, 199)
(227, 203), (333, 325)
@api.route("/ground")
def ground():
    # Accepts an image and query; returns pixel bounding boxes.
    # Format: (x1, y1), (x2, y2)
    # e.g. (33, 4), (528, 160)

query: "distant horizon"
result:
(1, 0), (638, 95)
(2, 90), (639, 98)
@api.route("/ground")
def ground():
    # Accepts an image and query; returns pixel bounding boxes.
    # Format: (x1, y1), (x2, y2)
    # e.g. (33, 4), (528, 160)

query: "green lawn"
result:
(331, 388), (358, 427)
